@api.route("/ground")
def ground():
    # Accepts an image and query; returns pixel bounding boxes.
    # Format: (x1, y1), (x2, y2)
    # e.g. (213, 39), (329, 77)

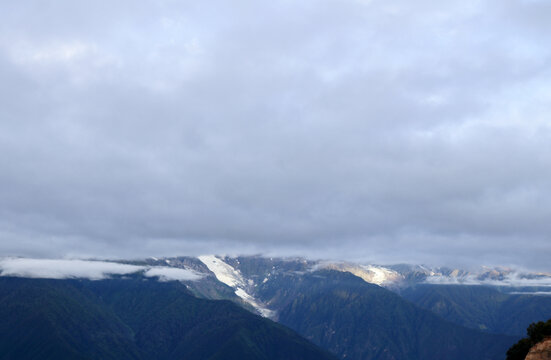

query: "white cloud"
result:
(425, 273), (551, 287)
(509, 291), (551, 296)
(144, 266), (204, 281)
(0, 258), (144, 280)
(0, 258), (204, 282)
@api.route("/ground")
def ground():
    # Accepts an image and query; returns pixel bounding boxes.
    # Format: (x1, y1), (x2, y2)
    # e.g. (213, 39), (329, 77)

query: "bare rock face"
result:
(526, 338), (551, 360)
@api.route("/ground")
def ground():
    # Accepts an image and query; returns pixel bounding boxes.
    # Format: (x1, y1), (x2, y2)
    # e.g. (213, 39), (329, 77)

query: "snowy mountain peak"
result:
(198, 255), (246, 288)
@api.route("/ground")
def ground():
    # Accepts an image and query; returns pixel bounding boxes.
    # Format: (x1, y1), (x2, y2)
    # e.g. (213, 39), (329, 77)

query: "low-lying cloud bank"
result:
(424, 273), (551, 287)
(509, 291), (551, 296)
(144, 266), (204, 281)
(0, 258), (203, 281)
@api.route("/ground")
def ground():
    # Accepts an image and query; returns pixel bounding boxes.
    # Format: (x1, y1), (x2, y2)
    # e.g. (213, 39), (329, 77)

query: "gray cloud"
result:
(0, 0), (550, 269)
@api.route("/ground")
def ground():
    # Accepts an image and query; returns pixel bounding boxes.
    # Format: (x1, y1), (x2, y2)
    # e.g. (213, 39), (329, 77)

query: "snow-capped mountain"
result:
(386, 263), (551, 287)
(2, 255), (550, 319)
(2, 254), (551, 360)
(143, 255), (551, 318)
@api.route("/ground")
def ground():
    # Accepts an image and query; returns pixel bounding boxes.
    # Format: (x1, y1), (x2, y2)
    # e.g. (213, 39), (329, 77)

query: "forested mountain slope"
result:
(0, 277), (337, 360)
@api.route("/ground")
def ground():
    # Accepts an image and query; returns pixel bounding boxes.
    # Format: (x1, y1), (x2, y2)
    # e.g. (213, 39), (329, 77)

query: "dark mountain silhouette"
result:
(0, 276), (337, 360)
(252, 269), (516, 360)
(400, 284), (551, 336)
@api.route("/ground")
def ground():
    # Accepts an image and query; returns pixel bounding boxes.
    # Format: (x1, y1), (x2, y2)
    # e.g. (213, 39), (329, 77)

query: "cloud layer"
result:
(144, 266), (204, 281)
(425, 273), (551, 287)
(0, 258), (203, 281)
(0, 258), (143, 280)
(0, 0), (550, 269)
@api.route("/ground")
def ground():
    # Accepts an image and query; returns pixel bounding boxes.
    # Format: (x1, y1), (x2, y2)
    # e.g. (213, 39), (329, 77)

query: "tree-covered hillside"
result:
(400, 284), (551, 336)
(254, 269), (516, 360)
(0, 277), (337, 360)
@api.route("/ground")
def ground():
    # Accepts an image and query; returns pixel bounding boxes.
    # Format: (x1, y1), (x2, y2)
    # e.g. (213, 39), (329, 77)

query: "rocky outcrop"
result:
(526, 338), (551, 360)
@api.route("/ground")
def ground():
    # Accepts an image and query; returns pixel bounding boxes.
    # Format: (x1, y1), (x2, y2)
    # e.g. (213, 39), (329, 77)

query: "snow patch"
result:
(322, 262), (402, 286)
(198, 255), (246, 287)
(360, 265), (400, 285)
(235, 288), (276, 318)
(198, 255), (274, 318)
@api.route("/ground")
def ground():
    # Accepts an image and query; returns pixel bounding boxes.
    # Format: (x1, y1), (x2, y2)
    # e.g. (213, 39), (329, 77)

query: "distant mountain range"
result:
(1, 255), (551, 359)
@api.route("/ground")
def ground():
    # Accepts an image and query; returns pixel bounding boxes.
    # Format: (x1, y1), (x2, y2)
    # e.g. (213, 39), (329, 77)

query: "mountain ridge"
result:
(3, 255), (551, 359)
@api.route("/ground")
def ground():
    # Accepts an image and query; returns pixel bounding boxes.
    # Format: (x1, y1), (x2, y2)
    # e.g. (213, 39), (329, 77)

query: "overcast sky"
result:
(1, 0), (550, 270)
